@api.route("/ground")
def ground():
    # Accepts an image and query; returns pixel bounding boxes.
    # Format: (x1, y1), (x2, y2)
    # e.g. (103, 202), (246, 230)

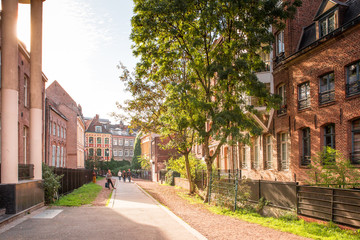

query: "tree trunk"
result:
(204, 160), (212, 203)
(184, 153), (194, 194)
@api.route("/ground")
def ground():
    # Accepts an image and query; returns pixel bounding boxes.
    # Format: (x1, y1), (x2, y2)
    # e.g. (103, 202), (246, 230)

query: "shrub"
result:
(165, 170), (180, 186)
(42, 163), (63, 204)
(167, 154), (206, 180)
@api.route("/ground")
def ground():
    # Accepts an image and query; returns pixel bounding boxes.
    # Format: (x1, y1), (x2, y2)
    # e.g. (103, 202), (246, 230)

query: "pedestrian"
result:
(127, 169), (132, 182)
(117, 170), (122, 180)
(106, 169), (116, 189)
(122, 170), (126, 182)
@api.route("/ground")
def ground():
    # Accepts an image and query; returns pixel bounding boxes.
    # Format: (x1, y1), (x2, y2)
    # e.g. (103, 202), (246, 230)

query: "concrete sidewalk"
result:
(0, 178), (206, 240)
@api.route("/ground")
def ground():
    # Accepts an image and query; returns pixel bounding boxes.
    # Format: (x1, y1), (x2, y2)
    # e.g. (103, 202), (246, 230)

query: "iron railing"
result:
(300, 156), (311, 166)
(319, 89), (335, 104)
(346, 81), (360, 97)
(298, 98), (310, 110)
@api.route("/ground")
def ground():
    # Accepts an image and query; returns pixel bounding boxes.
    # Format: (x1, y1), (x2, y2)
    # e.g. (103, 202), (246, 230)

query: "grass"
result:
(53, 183), (102, 207)
(176, 192), (360, 240)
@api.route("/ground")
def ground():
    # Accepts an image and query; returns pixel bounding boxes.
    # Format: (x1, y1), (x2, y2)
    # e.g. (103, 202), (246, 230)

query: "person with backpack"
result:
(127, 169), (132, 182)
(106, 169), (116, 189)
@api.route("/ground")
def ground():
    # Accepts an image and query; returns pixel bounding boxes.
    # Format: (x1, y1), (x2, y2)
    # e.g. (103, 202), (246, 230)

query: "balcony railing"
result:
(346, 81), (360, 97)
(319, 89), (335, 104)
(350, 152), (360, 165)
(300, 156), (311, 166)
(298, 98), (310, 110)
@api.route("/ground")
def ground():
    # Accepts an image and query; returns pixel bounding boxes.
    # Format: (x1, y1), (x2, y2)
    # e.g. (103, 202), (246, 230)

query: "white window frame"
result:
(24, 76), (28, 107)
(276, 30), (285, 56)
(265, 135), (273, 169)
(57, 146), (60, 167)
(119, 150), (123, 156)
(119, 139), (123, 146)
(23, 126), (27, 164)
(95, 126), (102, 132)
(52, 145), (56, 166)
(114, 150), (117, 156)
(125, 140), (129, 146)
(280, 132), (289, 170)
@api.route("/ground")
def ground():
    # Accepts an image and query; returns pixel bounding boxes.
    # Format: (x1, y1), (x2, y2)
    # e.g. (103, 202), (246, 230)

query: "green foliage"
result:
(138, 155), (151, 170)
(255, 197), (270, 213)
(132, 133), (142, 169)
(167, 154), (206, 179)
(165, 170), (181, 186)
(53, 183), (102, 207)
(307, 147), (360, 188)
(42, 163), (63, 204)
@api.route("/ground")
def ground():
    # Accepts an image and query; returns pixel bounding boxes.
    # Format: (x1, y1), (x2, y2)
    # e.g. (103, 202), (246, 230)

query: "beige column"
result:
(1, 0), (19, 184)
(30, 0), (43, 180)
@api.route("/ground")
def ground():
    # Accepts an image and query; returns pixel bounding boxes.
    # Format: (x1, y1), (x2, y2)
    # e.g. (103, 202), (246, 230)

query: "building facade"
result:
(85, 115), (112, 161)
(210, 0), (360, 183)
(45, 81), (85, 169)
(77, 115), (86, 168)
(109, 123), (136, 162)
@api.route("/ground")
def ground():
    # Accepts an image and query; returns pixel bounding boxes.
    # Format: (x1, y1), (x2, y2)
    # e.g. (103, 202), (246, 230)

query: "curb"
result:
(135, 182), (208, 240)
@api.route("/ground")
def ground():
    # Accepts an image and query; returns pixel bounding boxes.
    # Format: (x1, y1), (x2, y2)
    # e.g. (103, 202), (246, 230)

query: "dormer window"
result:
(319, 13), (335, 38)
(95, 126), (102, 132)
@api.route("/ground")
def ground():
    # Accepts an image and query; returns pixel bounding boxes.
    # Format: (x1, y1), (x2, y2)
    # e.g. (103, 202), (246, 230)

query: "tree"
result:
(307, 147), (360, 188)
(130, 0), (301, 202)
(132, 132), (142, 169)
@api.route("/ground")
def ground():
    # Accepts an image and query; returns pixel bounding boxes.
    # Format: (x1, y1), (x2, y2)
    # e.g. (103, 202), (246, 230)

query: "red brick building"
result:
(272, 0), (360, 182)
(45, 81), (85, 168)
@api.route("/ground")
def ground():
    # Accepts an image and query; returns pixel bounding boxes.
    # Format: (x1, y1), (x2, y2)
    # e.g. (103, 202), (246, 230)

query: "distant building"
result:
(45, 81), (85, 168)
(108, 122), (136, 162)
(85, 115), (112, 161)
(140, 133), (178, 182)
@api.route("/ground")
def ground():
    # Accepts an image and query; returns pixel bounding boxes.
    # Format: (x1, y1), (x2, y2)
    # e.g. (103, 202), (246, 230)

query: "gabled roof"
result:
(85, 115), (111, 134)
(298, 0), (360, 51)
(314, 0), (348, 21)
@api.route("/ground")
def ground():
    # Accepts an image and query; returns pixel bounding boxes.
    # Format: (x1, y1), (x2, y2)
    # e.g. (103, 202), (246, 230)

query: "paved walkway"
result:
(0, 178), (206, 240)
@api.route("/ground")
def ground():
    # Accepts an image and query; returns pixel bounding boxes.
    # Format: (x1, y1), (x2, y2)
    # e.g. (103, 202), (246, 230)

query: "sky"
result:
(17, 0), (137, 123)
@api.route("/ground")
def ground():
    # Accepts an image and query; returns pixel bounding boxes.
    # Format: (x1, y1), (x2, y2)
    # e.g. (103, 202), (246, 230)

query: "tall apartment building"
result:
(206, 0), (360, 183)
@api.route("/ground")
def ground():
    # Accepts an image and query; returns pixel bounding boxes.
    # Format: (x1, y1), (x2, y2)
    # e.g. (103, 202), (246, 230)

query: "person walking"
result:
(117, 170), (122, 181)
(122, 170), (126, 182)
(127, 169), (132, 182)
(106, 169), (116, 189)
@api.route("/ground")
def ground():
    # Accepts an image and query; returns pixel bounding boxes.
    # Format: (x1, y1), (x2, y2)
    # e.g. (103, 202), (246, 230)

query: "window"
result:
(50, 122), (52, 134)
(61, 147), (64, 167)
(119, 150), (123, 156)
(95, 126), (102, 132)
(57, 146), (60, 167)
(97, 137), (101, 144)
(53, 123), (56, 136)
(277, 84), (286, 115)
(298, 82), (310, 110)
(125, 140), (129, 146)
(346, 61), (360, 96)
(265, 135), (272, 169)
(105, 149), (109, 157)
(301, 128), (311, 166)
(280, 133), (289, 170)
(276, 31), (284, 56)
(89, 148), (94, 157)
(89, 137), (93, 144)
(253, 137), (260, 169)
(130, 150), (133, 157)
(324, 124), (335, 149)
(319, 73), (335, 104)
(64, 129), (66, 139)
(241, 145), (249, 169)
(125, 150), (129, 156)
(52, 145), (56, 166)
(105, 138), (109, 144)
(351, 119), (360, 164)
(114, 150), (117, 156)
(61, 127), (63, 138)
(130, 140), (134, 146)
(97, 149), (101, 157)
(24, 76), (28, 107)
(319, 14), (335, 38)
(63, 148), (66, 167)
(57, 125), (60, 137)
(113, 139), (117, 145)
(23, 126), (28, 164)
(259, 51), (271, 72)
(119, 139), (123, 146)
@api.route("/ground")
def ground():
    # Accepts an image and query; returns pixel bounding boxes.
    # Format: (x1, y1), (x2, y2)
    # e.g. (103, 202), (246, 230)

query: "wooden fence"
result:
(297, 186), (360, 228)
(53, 168), (92, 195)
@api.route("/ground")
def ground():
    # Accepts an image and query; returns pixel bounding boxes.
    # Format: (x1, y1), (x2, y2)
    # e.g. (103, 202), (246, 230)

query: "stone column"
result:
(1, 0), (19, 184)
(30, 0), (43, 180)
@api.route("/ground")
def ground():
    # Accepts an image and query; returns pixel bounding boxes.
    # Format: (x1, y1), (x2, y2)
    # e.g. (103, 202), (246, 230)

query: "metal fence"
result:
(133, 170), (152, 181)
(0, 164), (35, 182)
(53, 168), (92, 195)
